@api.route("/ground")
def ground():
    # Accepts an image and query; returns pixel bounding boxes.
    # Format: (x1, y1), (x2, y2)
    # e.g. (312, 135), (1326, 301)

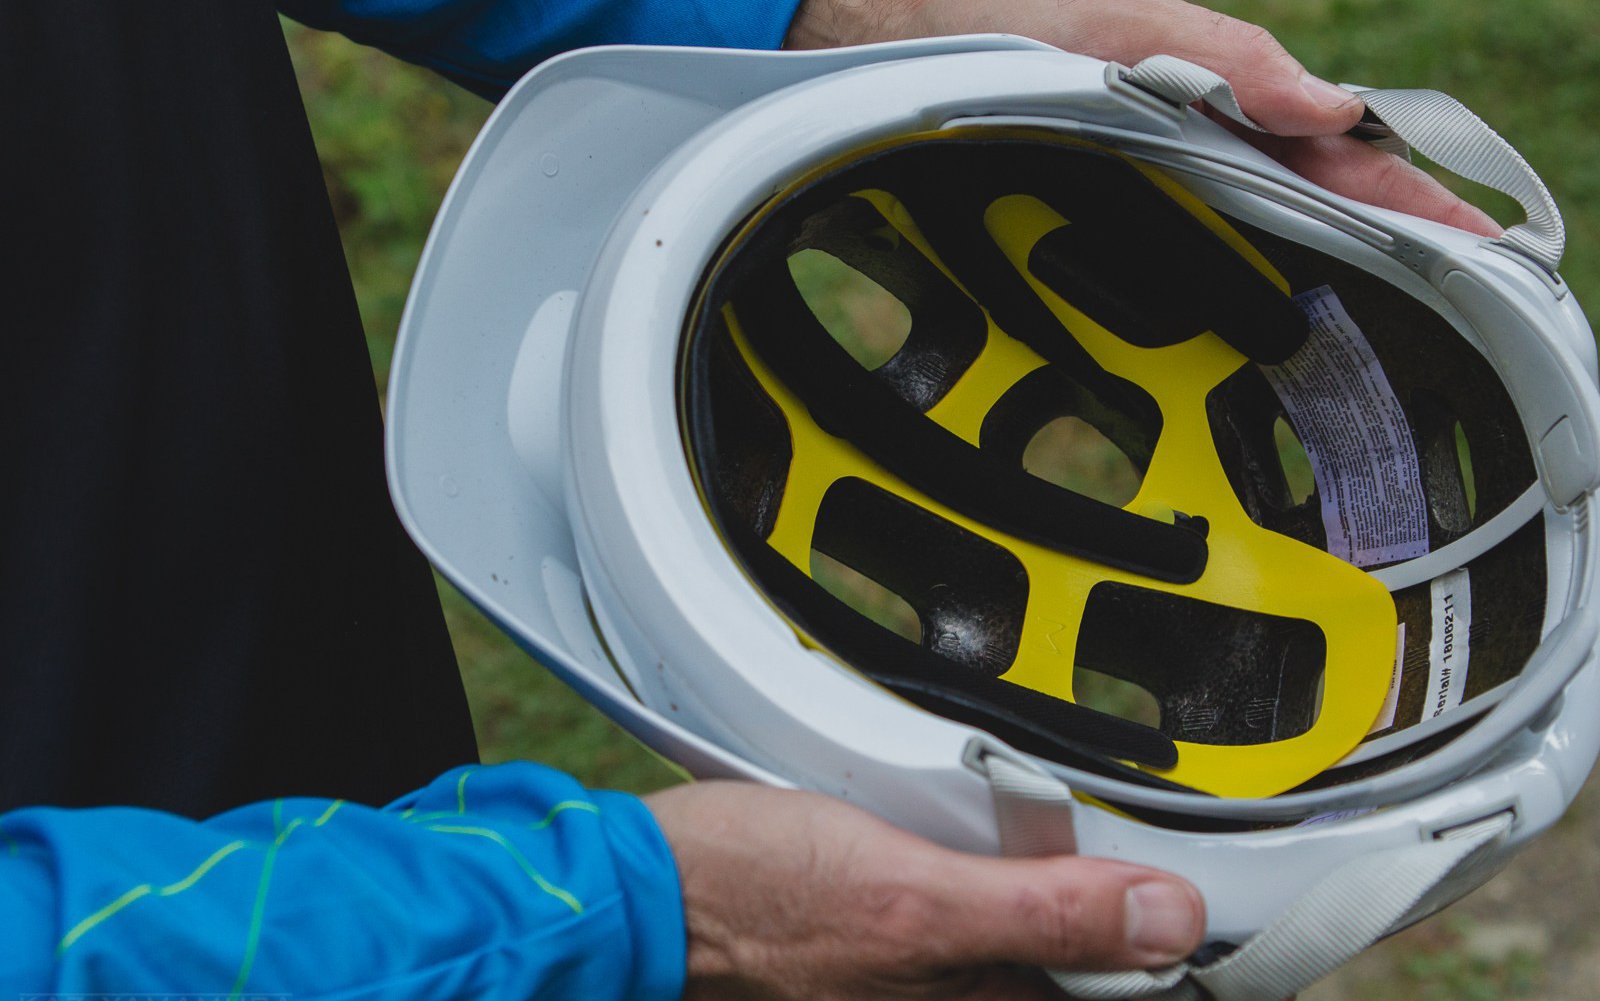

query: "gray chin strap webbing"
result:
(980, 755), (1513, 1001)
(1118, 54), (1566, 272)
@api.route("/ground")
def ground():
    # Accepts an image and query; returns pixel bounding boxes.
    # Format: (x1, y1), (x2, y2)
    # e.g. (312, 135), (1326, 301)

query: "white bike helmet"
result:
(386, 36), (1600, 1000)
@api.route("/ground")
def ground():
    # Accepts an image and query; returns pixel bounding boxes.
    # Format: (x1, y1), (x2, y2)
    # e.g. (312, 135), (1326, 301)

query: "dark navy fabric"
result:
(0, 0), (799, 815)
(0, 1), (479, 816)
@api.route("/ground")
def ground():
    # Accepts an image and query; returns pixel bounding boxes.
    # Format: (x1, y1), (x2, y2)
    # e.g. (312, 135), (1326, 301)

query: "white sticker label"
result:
(1424, 569), (1472, 720)
(1263, 286), (1430, 567)
(1369, 622), (1406, 734)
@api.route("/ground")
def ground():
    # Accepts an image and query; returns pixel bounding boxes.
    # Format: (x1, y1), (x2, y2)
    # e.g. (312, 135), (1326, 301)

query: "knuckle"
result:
(863, 880), (941, 965)
(1231, 21), (1288, 62)
(1369, 154), (1418, 206)
(1009, 879), (1091, 965)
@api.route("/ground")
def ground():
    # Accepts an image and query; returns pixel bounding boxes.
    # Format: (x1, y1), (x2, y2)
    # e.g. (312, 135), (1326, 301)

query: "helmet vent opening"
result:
(810, 549), (923, 645)
(1021, 416), (1142, 508)
(1457, 421), (1478, 521)
(1205, 367), (1326, 547)
(978, 364), (1160, 502)
(788, 249), (911, 372)
(782, 193), (987, 412)
(1072, 668), (1162, 730)
(1272, 416), (1316, 508)
(1412, 389), (1480, 538)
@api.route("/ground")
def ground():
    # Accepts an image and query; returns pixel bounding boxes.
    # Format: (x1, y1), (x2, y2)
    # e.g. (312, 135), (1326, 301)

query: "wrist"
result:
(783, 0), (930, 49)
(644, 784), (748, 994)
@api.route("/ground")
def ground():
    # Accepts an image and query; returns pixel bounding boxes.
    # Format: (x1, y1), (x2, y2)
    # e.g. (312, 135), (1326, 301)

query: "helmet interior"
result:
(679, 129), (1546, 800)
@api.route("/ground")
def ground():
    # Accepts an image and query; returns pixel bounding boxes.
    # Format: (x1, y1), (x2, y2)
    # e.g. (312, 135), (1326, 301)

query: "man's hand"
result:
(647, 781), (1204, 1001)
(787, 0), (1500, 237)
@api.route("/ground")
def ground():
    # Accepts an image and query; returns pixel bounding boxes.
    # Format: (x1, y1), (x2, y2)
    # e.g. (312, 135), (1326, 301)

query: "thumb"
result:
(917, 849), (1206, 971)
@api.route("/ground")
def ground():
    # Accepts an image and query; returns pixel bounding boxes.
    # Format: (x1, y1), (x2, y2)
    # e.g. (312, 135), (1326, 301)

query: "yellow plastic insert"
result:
(713, 134), (1395, 798)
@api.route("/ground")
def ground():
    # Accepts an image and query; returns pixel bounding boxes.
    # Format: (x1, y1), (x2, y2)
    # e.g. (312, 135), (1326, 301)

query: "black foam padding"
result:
(1290, 718), (1475, 793)
(1094, 797), (1252, 833)
(877, 139), (1309, 366)
(1211, 217), (1537, 561)
(732, 259), (1208, 582)
(703, 316), (793, 538)
(1075, 582), (1328, 746)
(1026, 217), (1307, 362)
(814, 477), (1028, 676)
(721, 510), (1183, 773)
(1458, 517), (1546, 701)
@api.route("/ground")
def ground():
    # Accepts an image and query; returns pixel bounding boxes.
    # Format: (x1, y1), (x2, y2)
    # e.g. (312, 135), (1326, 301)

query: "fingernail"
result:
(1301, 72), (1359, 111)
(1125, 882), (1200, 960)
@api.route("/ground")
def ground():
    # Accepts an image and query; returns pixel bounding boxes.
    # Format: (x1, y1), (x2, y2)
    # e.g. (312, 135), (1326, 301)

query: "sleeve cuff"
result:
(592, 789), (688, 1001)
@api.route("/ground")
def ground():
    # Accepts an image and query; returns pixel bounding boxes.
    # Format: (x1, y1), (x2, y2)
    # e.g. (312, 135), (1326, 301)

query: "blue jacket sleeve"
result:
(0, 762), (685, 1001)
(277, 0), (807, 98)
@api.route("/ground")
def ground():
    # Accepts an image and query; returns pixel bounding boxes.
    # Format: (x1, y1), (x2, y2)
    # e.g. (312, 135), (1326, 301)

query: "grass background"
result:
(282, 3), (1600, 996)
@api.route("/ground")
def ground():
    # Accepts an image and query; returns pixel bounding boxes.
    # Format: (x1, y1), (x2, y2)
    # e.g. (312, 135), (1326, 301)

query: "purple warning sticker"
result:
(1263, 285), (1430, 568)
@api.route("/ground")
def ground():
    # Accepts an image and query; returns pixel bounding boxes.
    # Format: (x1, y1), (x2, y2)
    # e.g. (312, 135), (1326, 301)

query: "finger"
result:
(1017, 0), (1364, 136)
(1252, 131), (1503, 236)
(814, 0), (1364, 135)
(918, 851), (1205, 971)
(1157, 6), (1364, 136)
